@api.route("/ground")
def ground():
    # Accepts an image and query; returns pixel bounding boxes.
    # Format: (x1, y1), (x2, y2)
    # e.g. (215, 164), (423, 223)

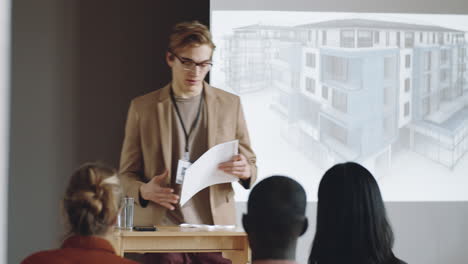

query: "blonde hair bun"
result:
(64, 162), (122, 236)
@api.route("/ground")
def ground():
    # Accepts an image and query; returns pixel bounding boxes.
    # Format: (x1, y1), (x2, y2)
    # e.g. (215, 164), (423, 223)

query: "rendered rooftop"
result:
(234, 19), (464, 33)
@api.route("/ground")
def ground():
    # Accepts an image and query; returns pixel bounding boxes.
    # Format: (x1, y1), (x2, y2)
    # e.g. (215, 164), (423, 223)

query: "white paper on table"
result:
(180, 223), (236, 230)
(180, 140), (239, 206)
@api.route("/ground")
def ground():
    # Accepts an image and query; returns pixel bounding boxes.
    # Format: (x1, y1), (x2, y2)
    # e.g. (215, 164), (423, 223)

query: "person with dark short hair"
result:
(243, 175), (308, 264)
(309, 162), (406, 264)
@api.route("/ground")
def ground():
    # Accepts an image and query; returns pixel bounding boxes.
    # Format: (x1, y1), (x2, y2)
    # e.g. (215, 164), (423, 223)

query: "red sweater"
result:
(21, 235), (137, 264)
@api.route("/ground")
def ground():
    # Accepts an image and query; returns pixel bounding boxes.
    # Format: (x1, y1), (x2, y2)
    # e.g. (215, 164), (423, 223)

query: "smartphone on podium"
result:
(133, 225), (157, 231)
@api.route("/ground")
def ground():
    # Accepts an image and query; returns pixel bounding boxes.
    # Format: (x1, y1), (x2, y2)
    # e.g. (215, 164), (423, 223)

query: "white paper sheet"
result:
(179, 223), (236, 230)
(180, 140), (239, 206)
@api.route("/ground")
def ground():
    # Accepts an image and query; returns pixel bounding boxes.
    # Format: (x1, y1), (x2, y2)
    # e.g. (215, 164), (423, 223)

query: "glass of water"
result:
(117, 197), (134, 230)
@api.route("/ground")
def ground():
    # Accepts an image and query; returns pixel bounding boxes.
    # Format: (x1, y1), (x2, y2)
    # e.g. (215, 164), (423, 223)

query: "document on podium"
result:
(180, 140), (239, 206)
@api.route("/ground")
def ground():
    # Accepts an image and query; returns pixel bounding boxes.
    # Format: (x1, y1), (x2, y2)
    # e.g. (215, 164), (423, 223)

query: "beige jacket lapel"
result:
(204, 82), (230, 223)
(156, 83), (172, 184)
(204, 82), (219, 148)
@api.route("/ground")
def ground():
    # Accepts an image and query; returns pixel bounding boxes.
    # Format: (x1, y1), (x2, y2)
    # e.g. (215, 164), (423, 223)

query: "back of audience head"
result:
(309, 162), (401, 264)
(243, 175), (308, 261)
(63, 162), (122, 237)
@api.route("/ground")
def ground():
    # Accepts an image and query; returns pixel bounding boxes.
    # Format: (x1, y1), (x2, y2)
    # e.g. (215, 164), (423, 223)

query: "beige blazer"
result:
(119, 82), (257, 225)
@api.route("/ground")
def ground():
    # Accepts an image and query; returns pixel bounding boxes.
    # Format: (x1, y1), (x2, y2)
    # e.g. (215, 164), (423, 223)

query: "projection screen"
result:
(210, 0), (468, 201)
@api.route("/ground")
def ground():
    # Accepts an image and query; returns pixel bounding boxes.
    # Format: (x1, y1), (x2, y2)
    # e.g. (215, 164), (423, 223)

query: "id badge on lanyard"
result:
(176, 151), (191, 184)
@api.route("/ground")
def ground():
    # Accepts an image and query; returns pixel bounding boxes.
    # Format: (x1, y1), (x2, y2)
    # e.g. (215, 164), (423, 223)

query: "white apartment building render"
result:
(223, 19), (468, 170)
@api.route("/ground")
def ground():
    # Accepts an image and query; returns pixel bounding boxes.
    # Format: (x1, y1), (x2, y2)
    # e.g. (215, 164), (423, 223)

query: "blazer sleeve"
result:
(119, 100), (146, 206)
(236, 97), (257, 189)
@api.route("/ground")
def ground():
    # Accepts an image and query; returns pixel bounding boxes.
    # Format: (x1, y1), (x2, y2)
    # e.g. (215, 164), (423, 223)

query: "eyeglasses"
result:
(170, 52), (213, 72)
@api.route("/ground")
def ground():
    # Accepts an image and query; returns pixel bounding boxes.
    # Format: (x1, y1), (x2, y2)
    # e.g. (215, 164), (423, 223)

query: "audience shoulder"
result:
(22, 248), (137, 264)
(21, 250), (62, 264)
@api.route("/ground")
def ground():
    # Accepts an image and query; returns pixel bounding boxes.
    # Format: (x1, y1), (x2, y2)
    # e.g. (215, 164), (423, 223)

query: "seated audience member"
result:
(22, 162), (137, 264)
(309, 162), (406, 264)
(243, 175), (308, 264)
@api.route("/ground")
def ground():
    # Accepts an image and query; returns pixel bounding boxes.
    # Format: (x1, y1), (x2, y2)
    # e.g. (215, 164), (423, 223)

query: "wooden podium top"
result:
(116, 226), (247, 237)
(113, 225), (250, 263)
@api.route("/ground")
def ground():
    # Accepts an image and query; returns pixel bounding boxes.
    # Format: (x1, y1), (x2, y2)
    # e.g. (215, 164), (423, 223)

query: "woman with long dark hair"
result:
(309, 162), (406, 264)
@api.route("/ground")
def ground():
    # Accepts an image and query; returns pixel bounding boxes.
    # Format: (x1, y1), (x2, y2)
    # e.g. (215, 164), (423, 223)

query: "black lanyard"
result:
(170, 88), (204, 160)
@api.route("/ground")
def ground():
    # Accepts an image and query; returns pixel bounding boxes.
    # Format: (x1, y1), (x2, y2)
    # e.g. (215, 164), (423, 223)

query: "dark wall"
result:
(8, 1), (209, 263)
(75, 1), (209, 167)
(9, 1), (77, 263)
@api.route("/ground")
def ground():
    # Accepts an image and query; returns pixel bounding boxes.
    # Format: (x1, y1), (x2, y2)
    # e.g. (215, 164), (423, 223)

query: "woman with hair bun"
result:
(21, 162), (137, 264)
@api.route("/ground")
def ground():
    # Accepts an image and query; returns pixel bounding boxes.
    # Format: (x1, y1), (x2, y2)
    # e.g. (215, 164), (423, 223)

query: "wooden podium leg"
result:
(223, 251), (248, 264)
(222, 237), (250, 264)
(111, 230), (123, 257)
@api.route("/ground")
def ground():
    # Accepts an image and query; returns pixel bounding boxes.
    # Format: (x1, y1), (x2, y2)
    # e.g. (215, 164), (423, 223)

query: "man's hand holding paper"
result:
(180, 140), (240, 206)
(218, 153), (252, 180)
